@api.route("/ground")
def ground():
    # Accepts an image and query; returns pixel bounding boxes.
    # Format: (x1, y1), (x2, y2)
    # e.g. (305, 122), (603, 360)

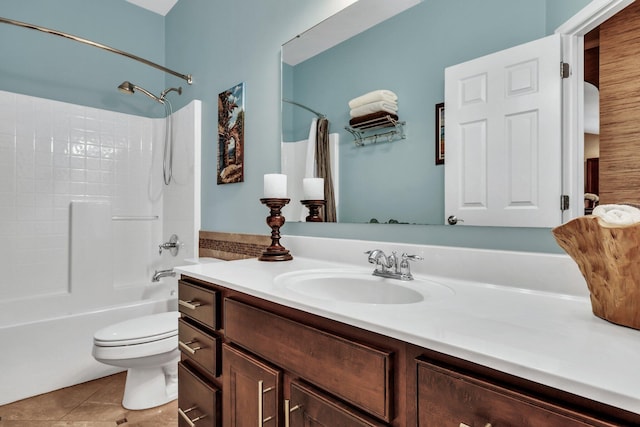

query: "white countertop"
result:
(175, 236), (640, 414)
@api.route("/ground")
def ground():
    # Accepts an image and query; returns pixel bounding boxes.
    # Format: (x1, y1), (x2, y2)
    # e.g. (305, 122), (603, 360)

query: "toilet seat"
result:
(94, 311), (179, 347)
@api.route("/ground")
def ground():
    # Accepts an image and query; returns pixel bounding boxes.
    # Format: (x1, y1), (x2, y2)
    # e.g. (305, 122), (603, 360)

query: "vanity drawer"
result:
(178, 280), (219, 329)
(178, 318), (221, 378)
(289, 380), (387, 427)
(224, 298), (393, 422)
(178, 362), (220, 427)
(416, 357), (612, 427)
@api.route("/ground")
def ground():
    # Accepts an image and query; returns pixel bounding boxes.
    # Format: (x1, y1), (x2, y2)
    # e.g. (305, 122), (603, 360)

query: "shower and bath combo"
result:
(118, 81), (182, 185)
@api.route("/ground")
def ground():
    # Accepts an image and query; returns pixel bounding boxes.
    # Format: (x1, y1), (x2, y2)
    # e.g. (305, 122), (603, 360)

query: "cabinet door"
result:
(288, 381), (387, 427)
(222, 343), (282, 427)
(417, 358), (612, 427)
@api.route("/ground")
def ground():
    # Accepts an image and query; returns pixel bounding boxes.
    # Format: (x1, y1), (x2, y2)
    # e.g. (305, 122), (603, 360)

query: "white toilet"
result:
(92, 311), (180, 410)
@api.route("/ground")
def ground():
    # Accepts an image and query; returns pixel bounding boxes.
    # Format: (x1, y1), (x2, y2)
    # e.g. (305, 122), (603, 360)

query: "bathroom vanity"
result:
(175, 237), (640, 426)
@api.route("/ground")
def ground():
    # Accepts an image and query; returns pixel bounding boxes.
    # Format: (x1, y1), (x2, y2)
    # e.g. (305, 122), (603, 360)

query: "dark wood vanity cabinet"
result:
(415, 357), (622, 427)
(221, 342), (386, 427)
(178, 275), (640, 427)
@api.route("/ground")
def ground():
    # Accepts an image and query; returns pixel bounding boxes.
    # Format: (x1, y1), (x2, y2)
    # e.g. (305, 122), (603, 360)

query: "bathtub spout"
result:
(152, 269), (176, 282)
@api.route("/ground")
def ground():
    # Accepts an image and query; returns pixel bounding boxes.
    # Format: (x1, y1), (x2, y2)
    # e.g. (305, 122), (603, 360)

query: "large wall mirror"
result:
(281, 0), (591, 226)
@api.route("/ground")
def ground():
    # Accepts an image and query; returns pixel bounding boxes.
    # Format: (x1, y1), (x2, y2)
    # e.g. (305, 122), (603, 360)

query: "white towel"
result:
(592, 204), (640, 225)
(350, 101), (398, 118)
(348, 90), (398, 109)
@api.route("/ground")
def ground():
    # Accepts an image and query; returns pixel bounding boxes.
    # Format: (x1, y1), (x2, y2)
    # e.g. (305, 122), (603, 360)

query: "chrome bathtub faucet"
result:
(159, 234), (180, 256)
(152, 268), (176, 282)
(365, 249), (423, 281)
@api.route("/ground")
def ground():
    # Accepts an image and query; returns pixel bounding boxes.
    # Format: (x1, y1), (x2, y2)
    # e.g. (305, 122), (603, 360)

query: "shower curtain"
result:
(315, 117), (337, 222)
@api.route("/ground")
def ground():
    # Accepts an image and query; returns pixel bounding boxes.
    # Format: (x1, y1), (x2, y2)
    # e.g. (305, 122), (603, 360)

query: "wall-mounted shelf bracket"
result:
(345, 115), (406, 147)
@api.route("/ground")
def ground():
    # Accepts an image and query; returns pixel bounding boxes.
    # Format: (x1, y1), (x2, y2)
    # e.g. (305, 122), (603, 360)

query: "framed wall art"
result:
(435, 102), (445, 165)
(217, 82), (245, 184)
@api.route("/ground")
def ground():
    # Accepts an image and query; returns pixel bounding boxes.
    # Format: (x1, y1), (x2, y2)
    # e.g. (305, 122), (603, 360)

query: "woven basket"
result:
(552, 215), (640, 330)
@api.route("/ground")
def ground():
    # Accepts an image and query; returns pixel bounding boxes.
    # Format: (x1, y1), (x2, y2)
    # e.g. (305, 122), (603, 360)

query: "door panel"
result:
(445, 33), (562, 227)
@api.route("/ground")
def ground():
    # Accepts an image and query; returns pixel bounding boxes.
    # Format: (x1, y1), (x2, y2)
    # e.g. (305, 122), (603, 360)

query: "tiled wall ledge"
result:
(199, 231), (270, 261)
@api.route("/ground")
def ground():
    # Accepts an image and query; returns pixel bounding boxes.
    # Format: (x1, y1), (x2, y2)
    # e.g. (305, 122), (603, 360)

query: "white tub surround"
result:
(175, 235), (640, 415)
(0, 91), (201, 405)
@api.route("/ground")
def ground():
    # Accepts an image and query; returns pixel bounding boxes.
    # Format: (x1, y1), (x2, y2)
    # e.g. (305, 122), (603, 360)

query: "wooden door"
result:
(222, 343), (282, 427)
(288, 381), (387, 427)
(445, 34), (563, 227)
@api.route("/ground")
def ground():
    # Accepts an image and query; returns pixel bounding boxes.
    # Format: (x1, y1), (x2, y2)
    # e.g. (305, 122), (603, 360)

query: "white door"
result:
(444, 34), (563, 227)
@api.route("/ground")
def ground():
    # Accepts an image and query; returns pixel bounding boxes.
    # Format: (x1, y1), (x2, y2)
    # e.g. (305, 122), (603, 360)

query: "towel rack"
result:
(345, 115), (406, 147)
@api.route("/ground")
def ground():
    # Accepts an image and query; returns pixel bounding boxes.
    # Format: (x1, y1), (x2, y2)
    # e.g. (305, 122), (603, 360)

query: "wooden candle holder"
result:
(259, 198), (293, 261)
(301, 199), (326, 222)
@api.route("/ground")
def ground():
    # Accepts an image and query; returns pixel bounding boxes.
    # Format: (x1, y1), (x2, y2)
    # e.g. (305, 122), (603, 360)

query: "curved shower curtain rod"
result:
(0, 16), (193, 84)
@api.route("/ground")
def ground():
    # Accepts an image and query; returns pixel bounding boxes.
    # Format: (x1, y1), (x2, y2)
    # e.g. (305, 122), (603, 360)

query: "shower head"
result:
(117, 80), (165, 104)
(161, 86), (182, 99)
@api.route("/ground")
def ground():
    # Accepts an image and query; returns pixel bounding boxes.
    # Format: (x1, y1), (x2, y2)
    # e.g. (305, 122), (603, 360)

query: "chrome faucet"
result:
(159, 234), (180, 256)
(365, 249), (423, 281)
(152, 268), (176, 282)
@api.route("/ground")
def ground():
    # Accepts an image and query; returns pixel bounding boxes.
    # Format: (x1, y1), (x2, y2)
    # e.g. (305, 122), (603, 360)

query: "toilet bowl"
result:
(92, 311), (180, 410)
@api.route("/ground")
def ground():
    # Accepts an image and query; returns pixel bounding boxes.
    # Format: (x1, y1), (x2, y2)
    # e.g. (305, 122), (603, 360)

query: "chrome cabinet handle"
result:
(178, 340), (201, 355)
(284, 399), (301, 427)
(258, 380), (275, 426)
(178, 406), (207, 427)
(178, 299), (202, 310)
(459, 423), (492, 427)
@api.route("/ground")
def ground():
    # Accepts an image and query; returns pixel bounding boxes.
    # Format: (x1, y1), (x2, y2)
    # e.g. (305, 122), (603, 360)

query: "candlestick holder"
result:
(301, 199), (326, 222)
(259, 198), (293, 261)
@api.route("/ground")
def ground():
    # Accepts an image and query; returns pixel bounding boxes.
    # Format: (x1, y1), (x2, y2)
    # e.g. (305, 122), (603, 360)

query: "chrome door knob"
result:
(447, 215), (464, 225)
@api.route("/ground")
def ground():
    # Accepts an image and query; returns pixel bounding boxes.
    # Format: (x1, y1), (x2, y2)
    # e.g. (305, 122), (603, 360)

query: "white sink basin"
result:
(274, 269), (454, 305)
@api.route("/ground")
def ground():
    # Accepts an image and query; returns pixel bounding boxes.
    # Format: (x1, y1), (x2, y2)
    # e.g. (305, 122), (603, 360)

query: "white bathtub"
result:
(0, 279), (178, 406)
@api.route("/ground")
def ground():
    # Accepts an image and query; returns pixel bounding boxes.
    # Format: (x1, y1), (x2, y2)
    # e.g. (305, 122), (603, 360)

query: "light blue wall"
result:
(0, 0), (593, 254)
(167, 0), (585, 254)
(0, 0), (167, 117)
(163, 0), (394, 243)
(546, 0), (592, 33)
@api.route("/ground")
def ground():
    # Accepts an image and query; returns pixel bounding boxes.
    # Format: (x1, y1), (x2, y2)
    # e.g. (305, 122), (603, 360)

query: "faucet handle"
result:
(402, 253), (423, 262)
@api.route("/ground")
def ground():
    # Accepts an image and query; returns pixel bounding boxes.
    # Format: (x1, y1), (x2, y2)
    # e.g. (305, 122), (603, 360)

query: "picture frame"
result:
(217, 82), (245, 184)
(435, 102), (445, 165)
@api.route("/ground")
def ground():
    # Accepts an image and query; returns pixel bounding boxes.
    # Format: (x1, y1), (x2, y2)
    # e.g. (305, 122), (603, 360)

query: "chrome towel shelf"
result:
(345, 115), (406, 147)
(112, 215), (159, 221)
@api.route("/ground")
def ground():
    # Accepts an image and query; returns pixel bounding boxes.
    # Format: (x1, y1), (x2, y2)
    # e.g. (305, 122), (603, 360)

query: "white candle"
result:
(303, 178), (324, 200)
(263, 174), (287, 198)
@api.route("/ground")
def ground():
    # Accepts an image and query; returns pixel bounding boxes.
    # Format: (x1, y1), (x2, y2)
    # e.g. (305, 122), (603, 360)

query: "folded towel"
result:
(592, 204), (640, 225)
(350, 101), (398, 118)
(348, 90), (398, 109)
(349, 111), (399, 127)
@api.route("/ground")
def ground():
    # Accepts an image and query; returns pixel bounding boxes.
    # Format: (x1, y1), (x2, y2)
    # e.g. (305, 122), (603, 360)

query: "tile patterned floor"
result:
(0, 373), (177, 427)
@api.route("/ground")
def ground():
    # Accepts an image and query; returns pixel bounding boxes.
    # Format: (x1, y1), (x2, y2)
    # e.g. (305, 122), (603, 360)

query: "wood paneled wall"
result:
(599, 1), (640, 204)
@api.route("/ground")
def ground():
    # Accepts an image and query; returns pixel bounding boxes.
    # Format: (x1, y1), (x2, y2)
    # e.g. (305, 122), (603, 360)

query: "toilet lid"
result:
(94, 311), (179, 346)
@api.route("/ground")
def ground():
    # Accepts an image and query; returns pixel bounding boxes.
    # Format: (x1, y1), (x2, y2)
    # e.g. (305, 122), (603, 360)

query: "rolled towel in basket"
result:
(348, 90), (398, 109)
(592, 204), (640, 225)
(350, 101), (398, 118)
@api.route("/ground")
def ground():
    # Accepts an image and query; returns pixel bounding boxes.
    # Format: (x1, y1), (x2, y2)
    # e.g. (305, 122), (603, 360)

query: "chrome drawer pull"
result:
(178, 406), (207, 427)
(179, 299), (202, 310)
(459, 423), (492, 427)
(284, 399), (301, 427)
(258, 380), (275, 425)
(179, 340), (202, 355)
